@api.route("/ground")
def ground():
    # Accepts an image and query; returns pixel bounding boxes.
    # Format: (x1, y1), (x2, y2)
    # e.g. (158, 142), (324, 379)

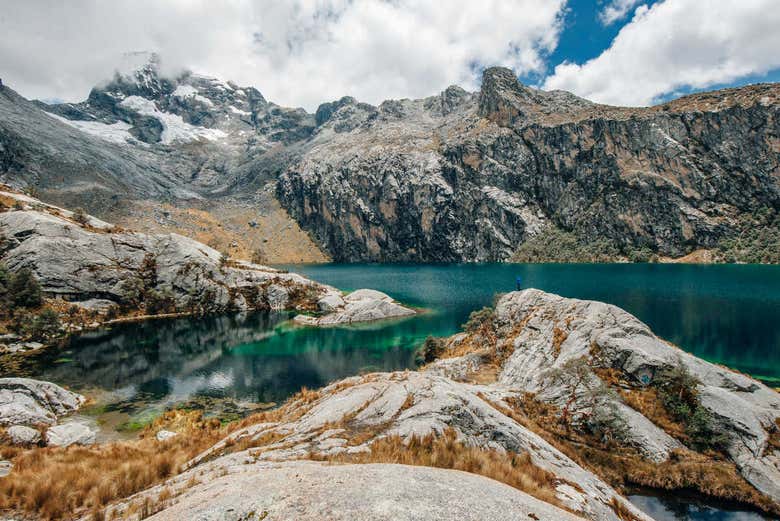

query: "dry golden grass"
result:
(0, 411), (224, 521)
(551, 327), (567, 359)
(618, 386), (688, 442)
(496, 393), (780, 517)
(322, 428), (565, 511)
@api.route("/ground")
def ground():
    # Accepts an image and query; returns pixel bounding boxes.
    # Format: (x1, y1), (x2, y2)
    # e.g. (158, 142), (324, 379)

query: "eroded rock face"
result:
(0, 377), (84, 427)
(277, 68), (779, 261)
(0, 192), (328, 312)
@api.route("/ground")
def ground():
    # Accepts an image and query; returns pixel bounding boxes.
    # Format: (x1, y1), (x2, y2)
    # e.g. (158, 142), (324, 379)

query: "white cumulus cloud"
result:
(544, 0), (780, 106)
(0, 0), (565, 111)
(598, 0), (644, 25)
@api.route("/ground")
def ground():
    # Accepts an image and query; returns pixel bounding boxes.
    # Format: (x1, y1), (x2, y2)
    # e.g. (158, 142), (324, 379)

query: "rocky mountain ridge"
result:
(1, 56), (778, 262)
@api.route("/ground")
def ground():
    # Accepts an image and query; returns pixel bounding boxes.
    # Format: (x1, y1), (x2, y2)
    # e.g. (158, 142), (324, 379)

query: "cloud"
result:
(0, 0), (565, 111)
(598, 0), (643, 25)
(544, 0), (780, 106)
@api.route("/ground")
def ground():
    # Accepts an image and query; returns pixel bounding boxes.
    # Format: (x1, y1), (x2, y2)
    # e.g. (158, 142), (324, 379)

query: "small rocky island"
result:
(1, 288), (777, 520)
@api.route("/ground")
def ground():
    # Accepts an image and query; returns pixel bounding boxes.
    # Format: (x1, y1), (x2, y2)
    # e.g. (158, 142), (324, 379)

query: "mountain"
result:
(1, 57), (777, 263)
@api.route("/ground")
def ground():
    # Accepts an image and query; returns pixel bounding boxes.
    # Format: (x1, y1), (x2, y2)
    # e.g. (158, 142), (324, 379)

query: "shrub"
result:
(144, 289), (176, 315)
(7, 267), (43, 309)
(72, 207), (89, 225)
(654, 364), (729, 451)
(0, 263), (9, 311)
(512, 226), (622, 263)
(462, 306), (495, 333)
(415, 336), (446, 365)
(22, 308), (62, 341)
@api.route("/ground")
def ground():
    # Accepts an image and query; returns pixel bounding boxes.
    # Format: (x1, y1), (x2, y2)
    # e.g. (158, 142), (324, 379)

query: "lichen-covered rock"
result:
(0, 377), (84, 427)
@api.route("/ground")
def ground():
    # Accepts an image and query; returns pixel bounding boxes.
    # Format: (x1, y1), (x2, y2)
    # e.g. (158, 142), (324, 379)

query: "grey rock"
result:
(317, 292), (346, 312)
(0, 198), (327, 312)
(188, 370), (648, 521)
(0, 377), (84, 426)
(0, 460), (12, 478)
(46, 420), (97, 447)
(265, 284), (290, 310)
(137, 461), (585, 521)
(296, 289), (415, 326)
(156, 430), (178, 442)
(437, 289), (780, 502)
(6, 425), (41, 445)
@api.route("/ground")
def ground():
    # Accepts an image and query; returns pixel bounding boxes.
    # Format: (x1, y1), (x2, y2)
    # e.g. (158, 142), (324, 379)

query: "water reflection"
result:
(628, 492), (775, 521)
(31, 312), (420, 408)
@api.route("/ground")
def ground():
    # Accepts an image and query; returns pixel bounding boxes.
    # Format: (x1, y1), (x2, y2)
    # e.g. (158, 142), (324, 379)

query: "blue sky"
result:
(532, 0), (780, 103)
(1, 0), (779, 110)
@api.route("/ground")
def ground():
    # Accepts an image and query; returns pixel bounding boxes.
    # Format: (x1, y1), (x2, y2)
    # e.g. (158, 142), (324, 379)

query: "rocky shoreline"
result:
(0, 187), (417, 361)
(1, 289), (777, 520)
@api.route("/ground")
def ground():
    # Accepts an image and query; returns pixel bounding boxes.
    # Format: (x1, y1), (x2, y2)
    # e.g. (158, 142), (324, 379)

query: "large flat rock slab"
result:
(145, 461), (585, 521)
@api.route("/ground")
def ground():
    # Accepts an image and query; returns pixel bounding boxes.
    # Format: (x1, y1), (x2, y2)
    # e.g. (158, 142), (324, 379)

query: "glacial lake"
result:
(19, 263), (780, 520)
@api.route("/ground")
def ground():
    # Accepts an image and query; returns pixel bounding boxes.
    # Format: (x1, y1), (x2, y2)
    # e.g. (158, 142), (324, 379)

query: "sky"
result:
(1, 0), (779, 111)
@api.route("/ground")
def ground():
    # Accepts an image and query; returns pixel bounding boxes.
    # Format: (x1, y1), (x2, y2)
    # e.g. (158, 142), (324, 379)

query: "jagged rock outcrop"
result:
(0, 189), (328, 311)
(3, 57), (777, 262)
(428, 289), (780, 505)
(102, 369), (647, 521)
(277, 67), (779, 261)
(70, 289), (780, 520)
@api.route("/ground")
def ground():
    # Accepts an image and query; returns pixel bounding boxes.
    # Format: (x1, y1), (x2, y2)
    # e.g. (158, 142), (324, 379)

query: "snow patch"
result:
(173, 85), (214, 107)
(45, 112), (133, 144)
(228, 105), (251, 116)
(120, 96), (227, 144)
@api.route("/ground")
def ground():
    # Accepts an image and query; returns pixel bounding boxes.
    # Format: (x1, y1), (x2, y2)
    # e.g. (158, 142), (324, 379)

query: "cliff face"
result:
(277, 68), (779, 261)
(1, 60), (778, 262)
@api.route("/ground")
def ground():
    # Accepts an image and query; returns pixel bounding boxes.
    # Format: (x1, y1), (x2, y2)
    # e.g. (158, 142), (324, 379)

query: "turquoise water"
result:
(28, 263), (780, 405)
(284, 263), (780, 384)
